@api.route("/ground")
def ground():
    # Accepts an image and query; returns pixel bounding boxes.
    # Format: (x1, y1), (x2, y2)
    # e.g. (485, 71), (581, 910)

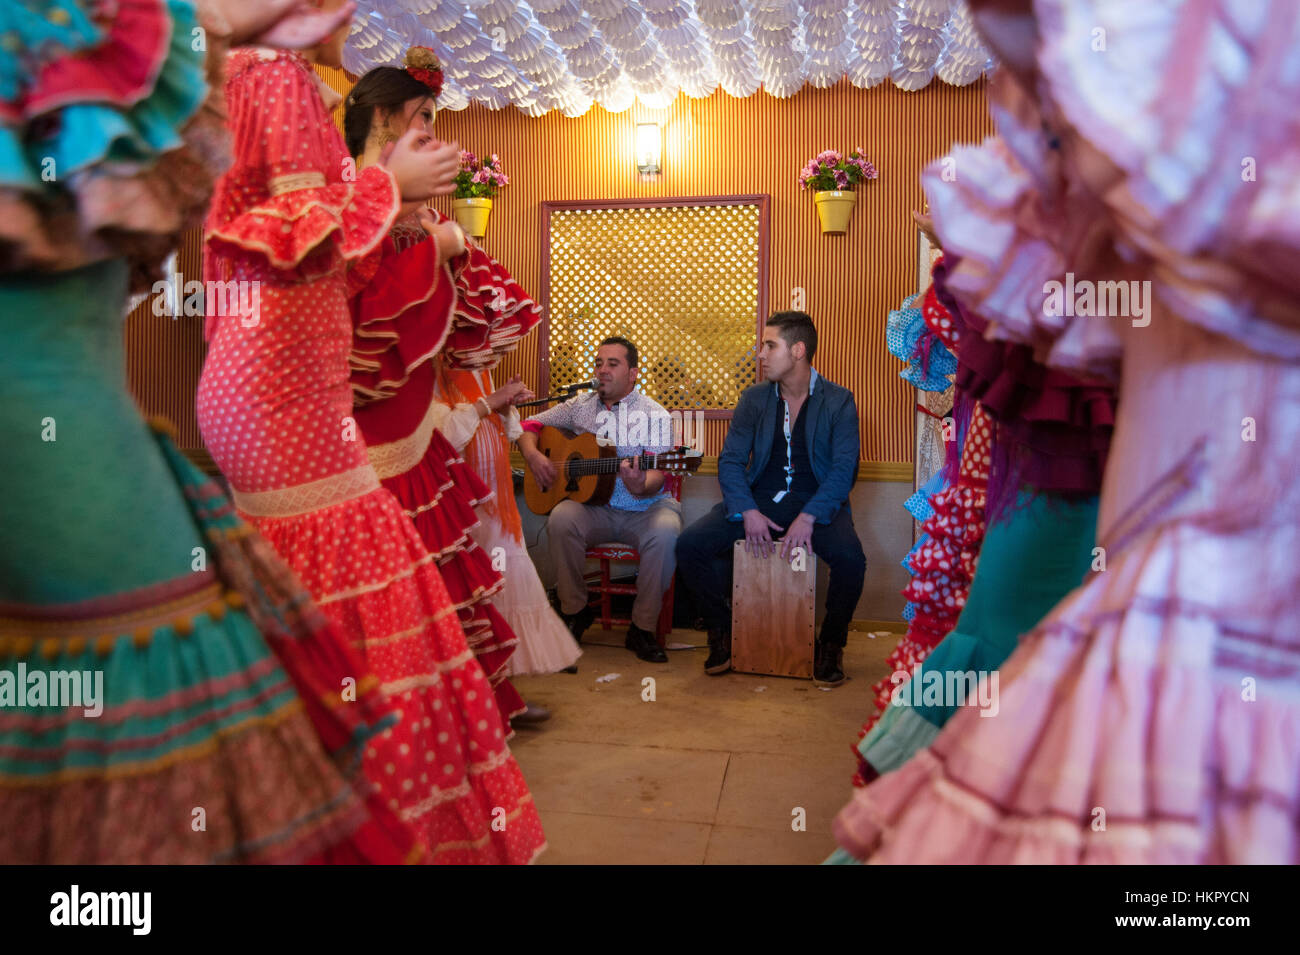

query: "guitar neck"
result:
(563, 453), (665, 476)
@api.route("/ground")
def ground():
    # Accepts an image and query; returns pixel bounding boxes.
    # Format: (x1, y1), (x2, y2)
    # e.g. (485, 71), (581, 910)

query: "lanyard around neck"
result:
(773, 398), (794, 503)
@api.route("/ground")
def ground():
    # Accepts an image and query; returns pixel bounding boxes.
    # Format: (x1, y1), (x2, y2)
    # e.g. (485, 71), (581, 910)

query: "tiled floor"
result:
(509, 628), (897, 864)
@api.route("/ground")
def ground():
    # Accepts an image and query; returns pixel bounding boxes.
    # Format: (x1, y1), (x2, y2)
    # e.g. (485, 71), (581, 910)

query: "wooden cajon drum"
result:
(730, 540), (816, 679)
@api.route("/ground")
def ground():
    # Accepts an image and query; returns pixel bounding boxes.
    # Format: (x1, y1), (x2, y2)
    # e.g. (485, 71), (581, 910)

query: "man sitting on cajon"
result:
(675, 311), (865, 686)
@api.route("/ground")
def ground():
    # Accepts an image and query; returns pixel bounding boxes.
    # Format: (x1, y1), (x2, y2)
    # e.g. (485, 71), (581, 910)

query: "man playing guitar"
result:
(518, 337), (682, 663)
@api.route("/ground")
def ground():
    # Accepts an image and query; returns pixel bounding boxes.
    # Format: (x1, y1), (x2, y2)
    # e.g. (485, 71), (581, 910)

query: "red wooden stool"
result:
(583, 474), (681, 648)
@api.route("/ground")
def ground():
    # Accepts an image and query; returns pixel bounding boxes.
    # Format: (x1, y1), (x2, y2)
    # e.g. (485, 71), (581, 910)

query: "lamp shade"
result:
(635, 122), (662, 174)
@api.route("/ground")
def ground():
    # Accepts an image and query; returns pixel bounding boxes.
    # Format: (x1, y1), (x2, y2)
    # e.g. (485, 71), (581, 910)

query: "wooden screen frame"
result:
(538, 194), (771, 421)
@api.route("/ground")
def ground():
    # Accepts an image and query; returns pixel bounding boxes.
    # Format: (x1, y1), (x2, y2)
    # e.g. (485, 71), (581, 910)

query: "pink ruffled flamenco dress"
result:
(834, 0), (1300, 864)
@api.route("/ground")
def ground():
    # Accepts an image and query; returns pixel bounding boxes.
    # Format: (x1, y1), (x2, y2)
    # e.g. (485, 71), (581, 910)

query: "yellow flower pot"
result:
(452, 197), (493, 238)
(814, 190), (857, 234)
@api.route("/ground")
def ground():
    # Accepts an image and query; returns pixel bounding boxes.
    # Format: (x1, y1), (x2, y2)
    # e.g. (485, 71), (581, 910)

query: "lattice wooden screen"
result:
(541, 197), (768, 414)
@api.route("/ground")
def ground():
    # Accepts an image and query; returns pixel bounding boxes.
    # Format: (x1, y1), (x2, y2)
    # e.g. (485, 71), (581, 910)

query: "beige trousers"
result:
(548, 498), (683, 632)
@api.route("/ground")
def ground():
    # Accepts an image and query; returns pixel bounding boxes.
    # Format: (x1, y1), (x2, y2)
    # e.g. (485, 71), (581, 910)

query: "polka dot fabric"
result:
(349, 234), (526, 726)
(861, 404), (991, 742)
(196, 48), (544, 863)
(922, 273), (963, 353)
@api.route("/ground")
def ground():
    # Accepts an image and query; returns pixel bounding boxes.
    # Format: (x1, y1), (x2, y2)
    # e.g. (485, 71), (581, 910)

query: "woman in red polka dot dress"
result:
(342, 54), (578, 718)
(195, 21), (544, 863)
(860, 266), (990, 740)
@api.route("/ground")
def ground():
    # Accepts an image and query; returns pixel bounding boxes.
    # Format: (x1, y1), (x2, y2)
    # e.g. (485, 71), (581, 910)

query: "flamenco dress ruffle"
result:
(845, 255), (1118, 800)
(833, 0), (1300, 864)
(0, 0), (227, 282)
(351, 209), (576, 678)
(350, 223), (527, 724)
(897, 470), (944, 629)
(885, 290), (956, 631)
(861, 276), (990, 737)
(864, 406), (990, 734)
(437, 217), (543, 372)
(0, 7), (416, 863)
(197, 48), (544, 862)
(436, 367), (584, 677)
(938, 254), (1116, 521)
(430, 223), (576, 674)
(828, 493), (1099, 865)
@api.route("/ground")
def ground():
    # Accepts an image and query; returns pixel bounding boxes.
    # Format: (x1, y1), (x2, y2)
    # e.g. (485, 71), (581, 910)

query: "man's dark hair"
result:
(599, 336), (639, 368)
(343, 67), (437, 159)
(765, 311), (817, 361)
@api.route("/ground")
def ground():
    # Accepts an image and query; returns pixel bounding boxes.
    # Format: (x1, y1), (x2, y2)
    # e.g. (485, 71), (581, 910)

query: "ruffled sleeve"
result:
(429, 400), (485, 454)
(203, 49), (399, 291)
(0, 0), (229, 285)
(500, 405), (523, 442)
(935, 254), (1116, 517)
(886, 292), (957, 393)
(348, 227), (457, 404)
(928, 0), (1300, 369)
(1032, 0), (1300, 356)
(921, 84), (1124, 380)
(441, 222), (543, 370)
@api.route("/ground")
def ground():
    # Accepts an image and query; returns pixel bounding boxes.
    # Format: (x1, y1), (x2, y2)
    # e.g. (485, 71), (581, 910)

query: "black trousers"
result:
(674, 498), (866, 648)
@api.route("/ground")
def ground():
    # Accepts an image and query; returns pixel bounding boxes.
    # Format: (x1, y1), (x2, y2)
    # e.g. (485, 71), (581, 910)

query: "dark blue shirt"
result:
(752, 398), (817, 502)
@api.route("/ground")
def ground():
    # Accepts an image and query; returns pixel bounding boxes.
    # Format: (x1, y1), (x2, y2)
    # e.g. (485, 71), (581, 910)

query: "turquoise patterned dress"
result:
(0, 0), (416, 863)
(825, 492), (1097, 863)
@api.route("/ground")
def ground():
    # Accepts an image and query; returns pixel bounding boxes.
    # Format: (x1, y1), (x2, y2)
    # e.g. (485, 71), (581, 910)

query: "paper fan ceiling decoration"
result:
(345, 0), (996, 117)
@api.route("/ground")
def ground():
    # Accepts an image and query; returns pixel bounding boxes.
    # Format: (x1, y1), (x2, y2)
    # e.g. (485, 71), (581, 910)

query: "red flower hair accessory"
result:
(405, 46), (444, 100)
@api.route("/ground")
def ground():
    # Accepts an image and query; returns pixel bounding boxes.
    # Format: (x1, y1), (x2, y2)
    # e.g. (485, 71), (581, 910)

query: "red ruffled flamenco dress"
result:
(196, 47), (544, 863)
(862, 269), (990, 737)
(348, 212), (541, 727)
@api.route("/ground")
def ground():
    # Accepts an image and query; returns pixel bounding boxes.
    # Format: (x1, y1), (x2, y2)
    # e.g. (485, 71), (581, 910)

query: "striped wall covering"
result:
(123, 65), (992, 467)
(124, 228), (206, 450)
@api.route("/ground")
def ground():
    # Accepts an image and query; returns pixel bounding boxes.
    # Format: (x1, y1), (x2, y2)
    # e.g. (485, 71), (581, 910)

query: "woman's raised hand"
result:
(383, 130), (461, 201)
(417, 210), (467, 262)
(217, 0), (356, 48)
(486, 376), (535, 412)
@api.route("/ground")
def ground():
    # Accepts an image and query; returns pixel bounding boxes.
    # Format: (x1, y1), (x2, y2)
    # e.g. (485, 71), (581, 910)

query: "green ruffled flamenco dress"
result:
(825, 492), (1099, 864)
(0, 0), (419, 863)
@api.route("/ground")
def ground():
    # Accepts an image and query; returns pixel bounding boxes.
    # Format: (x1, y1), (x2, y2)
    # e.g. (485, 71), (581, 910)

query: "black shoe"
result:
(625, 625), (668, 663)
(561, 664), (579, 674)
(704, 628), (731, 675)
(513, 703), (552, 724)
(814, 642), (845, 687)
(561, 605), (595, 644)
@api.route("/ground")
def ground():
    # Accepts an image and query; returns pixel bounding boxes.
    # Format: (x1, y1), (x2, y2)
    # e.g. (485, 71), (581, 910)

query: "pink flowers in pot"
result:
(798, 147), (879, 192)
(455, 151), (510, 199)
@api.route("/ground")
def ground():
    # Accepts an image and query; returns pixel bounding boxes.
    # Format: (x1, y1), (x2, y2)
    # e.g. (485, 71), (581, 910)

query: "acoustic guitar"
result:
(522, 426), (703, 515)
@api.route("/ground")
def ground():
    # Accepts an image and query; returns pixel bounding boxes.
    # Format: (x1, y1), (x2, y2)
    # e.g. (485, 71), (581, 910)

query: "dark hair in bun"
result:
(343, 66), (436, 158)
